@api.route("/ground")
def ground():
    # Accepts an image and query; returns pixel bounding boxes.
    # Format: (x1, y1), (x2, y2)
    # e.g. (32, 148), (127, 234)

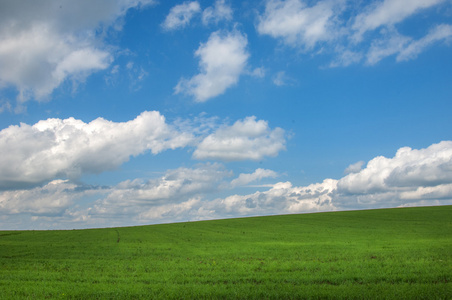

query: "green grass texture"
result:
(1, 206), (451, 299)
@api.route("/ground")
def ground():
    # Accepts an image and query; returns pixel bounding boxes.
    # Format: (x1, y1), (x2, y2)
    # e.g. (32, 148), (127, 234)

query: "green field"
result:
(1, 206), (451, 299)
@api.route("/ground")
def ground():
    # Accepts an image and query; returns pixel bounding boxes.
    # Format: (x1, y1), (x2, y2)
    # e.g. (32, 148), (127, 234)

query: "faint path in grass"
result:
(115, 229), (120, 243)
(0, 232), (22, 238)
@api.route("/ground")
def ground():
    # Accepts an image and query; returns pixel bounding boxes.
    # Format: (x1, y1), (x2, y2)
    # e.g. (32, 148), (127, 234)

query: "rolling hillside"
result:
(1, 206), (451, 299)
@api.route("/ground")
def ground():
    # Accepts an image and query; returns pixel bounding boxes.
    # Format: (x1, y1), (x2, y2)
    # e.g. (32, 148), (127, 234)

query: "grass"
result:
(1, 206), (451, 299)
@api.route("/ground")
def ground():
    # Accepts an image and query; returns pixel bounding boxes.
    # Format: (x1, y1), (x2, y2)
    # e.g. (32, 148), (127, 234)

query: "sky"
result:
(0, 0), (451, 230)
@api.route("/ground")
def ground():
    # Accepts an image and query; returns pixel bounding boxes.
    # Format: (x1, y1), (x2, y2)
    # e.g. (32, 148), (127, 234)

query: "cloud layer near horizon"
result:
(1, 138), (451, 229)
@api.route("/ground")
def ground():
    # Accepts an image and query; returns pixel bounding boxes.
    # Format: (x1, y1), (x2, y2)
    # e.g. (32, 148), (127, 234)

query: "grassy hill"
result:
(1, 206), (451, 299)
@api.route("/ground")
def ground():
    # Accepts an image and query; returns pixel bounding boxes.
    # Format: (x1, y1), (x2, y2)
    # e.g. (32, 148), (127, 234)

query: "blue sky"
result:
(0, 0), (451, 229)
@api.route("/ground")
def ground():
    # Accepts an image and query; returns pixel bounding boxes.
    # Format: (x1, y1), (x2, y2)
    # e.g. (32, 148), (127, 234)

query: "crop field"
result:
(0, 206), (451, 299)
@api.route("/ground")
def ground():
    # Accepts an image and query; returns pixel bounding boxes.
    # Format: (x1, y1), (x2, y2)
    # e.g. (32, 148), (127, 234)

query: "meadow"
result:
(1, 206), (451, 299)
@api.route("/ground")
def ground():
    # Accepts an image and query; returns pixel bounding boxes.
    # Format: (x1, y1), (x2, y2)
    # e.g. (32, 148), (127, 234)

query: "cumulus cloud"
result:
(2, 141), (452, 229)
(86, 163), (231, 223)
(256, 0), (344, 49)
(0, 111), (193, 189)
(193, 116), (286, 161)
(230, 168), (278, 187)
(0, 164), (230, 228)
(194, 140), (452, 220)
(0, 0), (153, 103)
(105, 163), (229, 204)
(338, 141), (452, 195)
(161, 1), (201, 31)
(212, 141), (452, 216)
(0, 180), (91, 216)
(202, 0), (233, 25)
(134, 179), (338, 224)
(174, 30), (249, 102)
(0, 111), (286, 191)
(210, 179), (337, 217)
(333, 141), (452, 210)
(400, 184), (452, 201)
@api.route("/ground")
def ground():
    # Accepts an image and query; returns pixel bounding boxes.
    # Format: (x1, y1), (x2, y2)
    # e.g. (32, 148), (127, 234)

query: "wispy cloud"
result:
(256, 0), (451, 66)
(344, 161), (365, 175)
(161, 1), (201, 31)
(202, 0), (233, 25)
(256, 0), (345, 50)
(351, 0), (446, 42)
(396, 24), (452, 61)
(272, 71), (296, 86)
(230, 168), (279, 187)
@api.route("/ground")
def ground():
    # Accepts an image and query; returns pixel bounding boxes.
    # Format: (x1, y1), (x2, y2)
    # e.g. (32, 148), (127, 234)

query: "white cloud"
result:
(193, 116), (286, 161)
(87, 163), (231, 222)
(273, 71), (286, 86)
(175, 30), (249, 102)
(272, 71), (294, 86)
(0, 0), (154, 103)
(161, 1), (201, 31)
(329, 48), (363, 67)
(202, 0), (233, 25)
(0, 164), (230, 228)
(337, 141), (452, 196)
(397, 24), (452, 61)
(364, 24), (452, 65)
(0, 23), (112, 102)
(0, 111), (287, 190)
(256, 0), (344, 49)
(400, 184), (452, 200)
(0, 180), (89, 216)
(109, 163), (229, 204)
(352, 0), (445, 41)
(0, 111), (193, 189)
(210, 179), (337, 217)
(230, 168), (278, 187)
(0, 101), (12, 113)
(249, 67), (266, 78)
(138, 197), (203, 221)
(256, 0), (451, 67)
(353, 0), (451, 64)
(228, 141), (452, 212)
(2, 141), (452, 229)
(344, 161), (365, 175)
